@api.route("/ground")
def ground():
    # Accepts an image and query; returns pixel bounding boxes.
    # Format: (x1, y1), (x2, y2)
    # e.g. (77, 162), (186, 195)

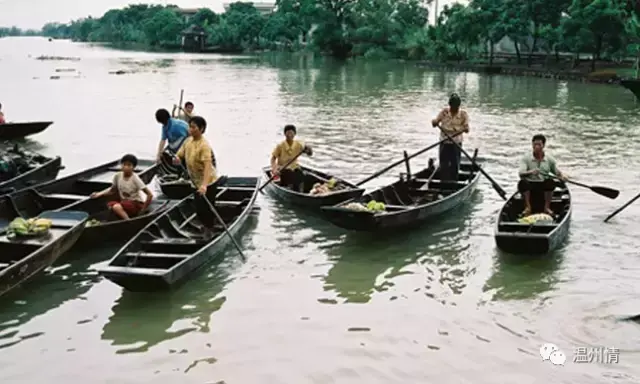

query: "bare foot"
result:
(544, 208), (554, 216)
(521, 207), (531, 217)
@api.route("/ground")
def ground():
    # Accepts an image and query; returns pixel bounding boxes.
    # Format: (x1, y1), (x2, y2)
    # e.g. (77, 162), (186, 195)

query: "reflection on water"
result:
(482, 250), (564, 302)
(101, 215), (258, 355)
(0, 246), (115, 349)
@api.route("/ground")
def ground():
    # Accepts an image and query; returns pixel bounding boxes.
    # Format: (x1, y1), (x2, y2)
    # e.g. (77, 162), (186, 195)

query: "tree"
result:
(143, 8), (184, 46)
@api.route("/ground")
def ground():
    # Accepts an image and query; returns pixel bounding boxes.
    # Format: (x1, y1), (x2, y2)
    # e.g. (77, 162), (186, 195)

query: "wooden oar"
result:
(258, 148), (307, 193)
(540, 171), (619, 200)
(354, 132), (464, 187)
(197, 191), (246, 260)
(436, 126), (507, 200)
(603, 191), (640, 222)
(175, 89), (184, 118)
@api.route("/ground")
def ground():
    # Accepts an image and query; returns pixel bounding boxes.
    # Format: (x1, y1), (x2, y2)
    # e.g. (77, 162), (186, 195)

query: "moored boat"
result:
(0, 144), (62, 195)
(0, 157), (163, 247)
(0, 121), (53, 140)
(494, 181), (572, 254)
(0, 210), (89, 297)
(261, 165), (365, 209)
(97, 176), (259, 291)
(320, 157), (481, 232)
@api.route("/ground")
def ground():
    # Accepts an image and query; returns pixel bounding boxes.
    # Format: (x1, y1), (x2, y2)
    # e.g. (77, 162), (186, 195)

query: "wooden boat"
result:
(0, 158), (163, 247)
(0, 144), (62, 195)
(0, 121), (53, 140)
(620, 78), (640, 100)
(260, 165), (366, 209)
(494, 181), (572, 254)
(0, 210), (89, 297)
(320, 158), (481, 232)
(98, 176), (259, 291)
(158, 174), (193, 199)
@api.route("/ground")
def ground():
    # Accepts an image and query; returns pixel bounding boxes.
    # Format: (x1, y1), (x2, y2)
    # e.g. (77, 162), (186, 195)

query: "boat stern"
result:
(97, 265), (172, 291)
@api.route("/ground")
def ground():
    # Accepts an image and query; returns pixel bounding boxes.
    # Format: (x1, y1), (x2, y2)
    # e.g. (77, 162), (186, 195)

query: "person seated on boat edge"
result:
(518, 133), (568, 217)
(90, 154), (154, 220)
(270, 124), (312, 192)
(431, 93), (469, 181)
(155, 108), (189, 163)
(0, 103), (5, 124)
(172, 116), (217, 196)
(172, 101), (195, 123)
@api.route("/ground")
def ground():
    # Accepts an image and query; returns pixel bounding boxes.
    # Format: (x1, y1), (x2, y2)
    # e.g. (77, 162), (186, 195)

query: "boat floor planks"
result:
(320, 159), (481, 232)
(98, 176), (260, 291)
(0, 210), (88, 297)
(495, 182), (572, 255)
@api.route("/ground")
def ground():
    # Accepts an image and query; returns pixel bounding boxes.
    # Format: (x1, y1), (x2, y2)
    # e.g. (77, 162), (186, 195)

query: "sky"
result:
(0, 0), (462, 30)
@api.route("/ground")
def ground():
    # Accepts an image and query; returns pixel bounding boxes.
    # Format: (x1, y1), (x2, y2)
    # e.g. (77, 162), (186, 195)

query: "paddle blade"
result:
(591, 186), (619, 199)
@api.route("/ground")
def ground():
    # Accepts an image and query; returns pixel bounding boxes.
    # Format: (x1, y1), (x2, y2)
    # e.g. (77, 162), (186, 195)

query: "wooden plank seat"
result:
(100, 265), (166, 275)
(499, 222), (558, 228)
(140, 238), (207, 253)
(414, 179), (469, 189)
(43, 193), (87, 201)
(124, 252), (187, 260)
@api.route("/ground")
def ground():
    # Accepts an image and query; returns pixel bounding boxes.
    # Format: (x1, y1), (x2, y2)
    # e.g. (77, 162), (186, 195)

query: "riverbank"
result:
(416, 60), (636, 85)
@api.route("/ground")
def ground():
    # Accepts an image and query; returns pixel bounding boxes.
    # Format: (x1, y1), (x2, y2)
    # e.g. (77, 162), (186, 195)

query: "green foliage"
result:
(0, 26), (39, 38)
(31, 0), (640, 65)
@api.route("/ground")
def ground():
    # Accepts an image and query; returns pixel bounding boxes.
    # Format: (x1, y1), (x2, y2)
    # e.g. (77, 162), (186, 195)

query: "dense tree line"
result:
(0, 27), (39, 38)
(38, 0), (640, 69)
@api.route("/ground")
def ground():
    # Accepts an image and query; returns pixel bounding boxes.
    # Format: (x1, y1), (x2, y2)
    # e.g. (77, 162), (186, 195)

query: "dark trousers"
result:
(280, 168), (305, 192)
(517, 178), (556, 194)
(439, 142), (461, 181)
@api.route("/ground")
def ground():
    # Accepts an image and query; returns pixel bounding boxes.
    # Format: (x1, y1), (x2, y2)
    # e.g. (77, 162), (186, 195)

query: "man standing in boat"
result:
(431, 93), (469, 181)
(518, 134), (568, 216)
(155, 108), (189, 163)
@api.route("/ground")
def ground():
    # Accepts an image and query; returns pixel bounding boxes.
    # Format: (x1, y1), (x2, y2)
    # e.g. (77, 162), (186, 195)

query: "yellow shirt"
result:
(272, 140), (305, 170)
(435, 107), (469, 144)
(176, 136), (217, 188)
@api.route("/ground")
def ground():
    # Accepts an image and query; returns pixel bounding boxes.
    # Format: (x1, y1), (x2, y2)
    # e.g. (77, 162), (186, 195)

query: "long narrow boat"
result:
(320, 158), (481, 232)
(260, 165), (365, 209)
(0, 144), (62, 195)
(98, 176), (259, 291)
(0, 158), (165, 247)
(0, 210), (88, 297)
(0, 121), (53, 140)
(494, 181), (572, 254)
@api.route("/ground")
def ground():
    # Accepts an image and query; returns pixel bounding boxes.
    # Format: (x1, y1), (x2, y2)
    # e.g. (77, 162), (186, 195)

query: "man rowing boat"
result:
(431, 93), (469, 180)
(270, 124), (312, 192)
(155, 108), (188, 163)
(518, 134), (568, 216)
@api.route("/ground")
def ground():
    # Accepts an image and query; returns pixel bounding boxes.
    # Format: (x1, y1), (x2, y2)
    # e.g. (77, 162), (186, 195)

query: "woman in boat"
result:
(0, 103), (5, 125)
(270, 124), (312, 192)
(172, 116), (217, 195)
(155, 108), (188, 163)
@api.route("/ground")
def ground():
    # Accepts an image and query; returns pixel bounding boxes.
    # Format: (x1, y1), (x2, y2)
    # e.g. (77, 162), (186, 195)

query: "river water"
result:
(1, 36), (640, 383)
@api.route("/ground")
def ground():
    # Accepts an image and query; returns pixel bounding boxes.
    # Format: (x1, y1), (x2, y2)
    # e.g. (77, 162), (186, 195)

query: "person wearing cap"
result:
(270, 124), (312, 192)
(431, 93), (470, 181)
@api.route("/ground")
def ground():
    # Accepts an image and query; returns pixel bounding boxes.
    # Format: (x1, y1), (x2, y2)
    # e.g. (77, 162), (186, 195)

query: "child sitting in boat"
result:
(90, 154), (153, 220)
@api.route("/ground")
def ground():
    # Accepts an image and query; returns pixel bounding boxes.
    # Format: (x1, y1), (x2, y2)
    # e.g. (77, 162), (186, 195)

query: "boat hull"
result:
(321, 161), (481, 232)
(0, 121), (53, 140)
(98, 176), (260, 291)
(0, 153), (62, 196)
(261, 166), (365, 209)
(494, 181), (572, 255)
(0, 158), (162, 248)
(0, 210), (88, 297)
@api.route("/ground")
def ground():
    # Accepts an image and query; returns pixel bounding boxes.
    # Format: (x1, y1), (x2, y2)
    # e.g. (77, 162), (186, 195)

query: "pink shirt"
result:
(0, 113), (5, 124)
